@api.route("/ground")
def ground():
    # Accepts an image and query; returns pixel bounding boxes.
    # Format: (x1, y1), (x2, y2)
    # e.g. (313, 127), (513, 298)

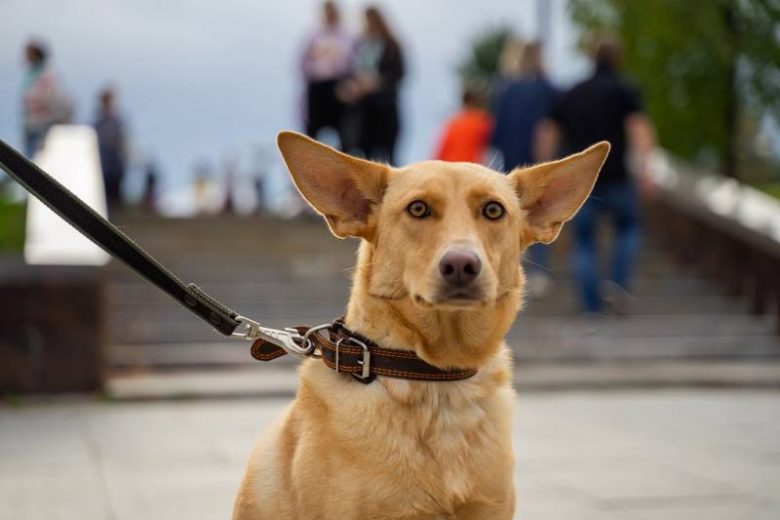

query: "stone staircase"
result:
(105, 213), (780, 389)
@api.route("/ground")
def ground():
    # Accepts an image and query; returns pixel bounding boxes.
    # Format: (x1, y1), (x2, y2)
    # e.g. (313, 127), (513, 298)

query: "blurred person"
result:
(492, 36), (524, 103)
(491, 41), (557, 298)
(142, 160), (158, 213)
(434, 86), (493, 163)
(300, 1), (354, 148)
(498, 37), (524, 81)
(535, 37), (656, 315)
(338, 5), (405, 164)
(93, 87), (128, 210)
(194, 160), (220, 214)
(21, 39), (74, 157)
(222, 159), (237, 215)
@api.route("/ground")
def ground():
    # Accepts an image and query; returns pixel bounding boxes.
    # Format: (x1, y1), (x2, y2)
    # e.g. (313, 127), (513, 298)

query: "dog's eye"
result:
(482, 201), (505, 220)
(407, 200), (431, 218)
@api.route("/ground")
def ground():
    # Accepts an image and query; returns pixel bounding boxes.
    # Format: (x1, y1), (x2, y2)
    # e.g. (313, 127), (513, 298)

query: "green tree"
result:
(569, 0), (780, 178)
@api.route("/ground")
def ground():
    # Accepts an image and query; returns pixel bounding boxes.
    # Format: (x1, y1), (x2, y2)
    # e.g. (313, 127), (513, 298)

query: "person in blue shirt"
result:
(491, 41), (557, 298)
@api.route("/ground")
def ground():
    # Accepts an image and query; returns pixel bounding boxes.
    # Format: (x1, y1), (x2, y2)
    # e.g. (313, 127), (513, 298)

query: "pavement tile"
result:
(627, 498), (780, 520)
(539, 460), (735, 502)
(515, 495), (642, 520)
(0, 475), (108, 520)
(105, 470), (238, 520)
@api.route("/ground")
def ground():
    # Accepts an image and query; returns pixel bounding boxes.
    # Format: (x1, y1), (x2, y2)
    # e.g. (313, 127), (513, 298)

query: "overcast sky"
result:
(0, 0), (590, 192)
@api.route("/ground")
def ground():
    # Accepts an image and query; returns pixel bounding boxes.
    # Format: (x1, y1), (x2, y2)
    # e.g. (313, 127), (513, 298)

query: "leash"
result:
(0, 138), (300, 347)
(0, 138), (476, 383)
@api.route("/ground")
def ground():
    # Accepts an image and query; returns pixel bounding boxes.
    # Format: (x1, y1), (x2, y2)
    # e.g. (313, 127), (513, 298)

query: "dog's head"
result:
(278, 131), (608, 315)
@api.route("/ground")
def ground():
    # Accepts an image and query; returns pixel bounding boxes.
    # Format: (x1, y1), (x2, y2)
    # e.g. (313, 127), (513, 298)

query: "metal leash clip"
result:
(232, 316), (315, 358)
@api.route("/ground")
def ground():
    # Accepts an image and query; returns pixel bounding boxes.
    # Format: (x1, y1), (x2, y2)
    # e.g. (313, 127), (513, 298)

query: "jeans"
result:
(572, 179), (640, 312)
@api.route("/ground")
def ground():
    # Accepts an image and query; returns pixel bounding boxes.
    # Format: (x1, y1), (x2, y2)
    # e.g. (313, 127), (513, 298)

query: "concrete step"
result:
(105, 361), (780, 400)
(105, 255), (689, 283)
(107, 285), (738, 315)
(109, 315), (780, 370)
(104, 214), (780, 375)
(107, 275), (722, 302)
(109, 307), (769, 345)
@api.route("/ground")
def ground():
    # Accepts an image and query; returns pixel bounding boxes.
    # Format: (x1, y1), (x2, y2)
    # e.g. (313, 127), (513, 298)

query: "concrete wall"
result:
(0, 261), (106, 393)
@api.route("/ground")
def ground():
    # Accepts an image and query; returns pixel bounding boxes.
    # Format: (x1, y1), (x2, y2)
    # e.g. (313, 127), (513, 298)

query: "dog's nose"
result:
(439, 249), (482, 286)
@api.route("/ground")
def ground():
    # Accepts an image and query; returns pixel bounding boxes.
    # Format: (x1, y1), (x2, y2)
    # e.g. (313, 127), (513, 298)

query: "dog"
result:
(233, 131), (609, 519)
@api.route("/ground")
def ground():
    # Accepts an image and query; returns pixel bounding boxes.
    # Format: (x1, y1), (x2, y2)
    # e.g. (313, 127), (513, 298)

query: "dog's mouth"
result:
(413, 286), (519, 310)
(414, 288), (486, 309)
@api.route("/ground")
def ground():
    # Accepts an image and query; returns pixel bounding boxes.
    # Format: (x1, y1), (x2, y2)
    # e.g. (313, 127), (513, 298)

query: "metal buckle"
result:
(232, 316), (315, 358)
(300, 323), (333, 359)
(334, 336), (371, 380)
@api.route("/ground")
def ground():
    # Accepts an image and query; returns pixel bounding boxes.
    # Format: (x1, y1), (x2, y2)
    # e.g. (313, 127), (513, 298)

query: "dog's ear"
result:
(277, 131), (390, 239)
(509, 141), (610, 244)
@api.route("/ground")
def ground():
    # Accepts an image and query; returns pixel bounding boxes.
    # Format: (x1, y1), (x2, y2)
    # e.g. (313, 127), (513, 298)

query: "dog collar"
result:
(250, 319), (478, 384)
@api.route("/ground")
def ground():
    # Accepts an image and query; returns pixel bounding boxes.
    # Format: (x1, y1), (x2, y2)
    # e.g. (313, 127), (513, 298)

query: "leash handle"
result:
(0, 138), (241, 336)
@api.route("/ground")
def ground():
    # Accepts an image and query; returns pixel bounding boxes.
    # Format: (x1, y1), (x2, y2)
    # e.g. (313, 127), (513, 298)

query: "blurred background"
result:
(1, 1), (779, 519)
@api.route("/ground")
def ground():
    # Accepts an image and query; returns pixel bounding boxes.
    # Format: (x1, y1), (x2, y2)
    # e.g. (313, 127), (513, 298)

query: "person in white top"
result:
(300, 1), (354, 149)
(21, 40), (73, 158)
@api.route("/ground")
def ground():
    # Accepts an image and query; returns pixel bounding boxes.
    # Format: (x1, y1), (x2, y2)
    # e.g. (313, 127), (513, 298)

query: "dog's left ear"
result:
(509, 141), (610, 244)
(277, 131), (390, 240)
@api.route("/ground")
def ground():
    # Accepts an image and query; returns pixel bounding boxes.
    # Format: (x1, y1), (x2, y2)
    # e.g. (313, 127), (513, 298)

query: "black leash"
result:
(0, 138), (241, 336)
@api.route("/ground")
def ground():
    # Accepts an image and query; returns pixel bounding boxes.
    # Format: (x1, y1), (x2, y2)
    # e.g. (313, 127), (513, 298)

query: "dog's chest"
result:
(379, 396), (500, 505)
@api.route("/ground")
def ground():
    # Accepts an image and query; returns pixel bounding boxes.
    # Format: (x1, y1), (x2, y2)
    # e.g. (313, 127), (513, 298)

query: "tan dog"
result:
(233, 132), (609, 519)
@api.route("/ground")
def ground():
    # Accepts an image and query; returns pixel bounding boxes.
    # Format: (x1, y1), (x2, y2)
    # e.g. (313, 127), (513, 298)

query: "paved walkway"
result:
(1, 390), (778, 519)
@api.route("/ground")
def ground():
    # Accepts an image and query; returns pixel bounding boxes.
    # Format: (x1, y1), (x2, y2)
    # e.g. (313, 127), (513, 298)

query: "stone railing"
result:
(647, 151), (780, 335)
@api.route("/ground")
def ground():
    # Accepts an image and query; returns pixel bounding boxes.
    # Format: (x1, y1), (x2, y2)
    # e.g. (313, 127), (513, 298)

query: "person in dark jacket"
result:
(492, 42), (556, 173)
(491, 41), (557, 298)
(93, 87), (128, 210)
(338, 5), (404, 164)
(535, 37), (656, 314)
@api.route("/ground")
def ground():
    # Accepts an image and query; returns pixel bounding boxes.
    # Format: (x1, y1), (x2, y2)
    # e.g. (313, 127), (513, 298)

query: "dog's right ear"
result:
(509, 141), (610, 245)
(277, 131), (390, 240)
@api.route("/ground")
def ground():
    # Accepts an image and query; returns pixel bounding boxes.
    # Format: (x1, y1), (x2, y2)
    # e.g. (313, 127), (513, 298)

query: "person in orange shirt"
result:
(434, 88), (493, 163)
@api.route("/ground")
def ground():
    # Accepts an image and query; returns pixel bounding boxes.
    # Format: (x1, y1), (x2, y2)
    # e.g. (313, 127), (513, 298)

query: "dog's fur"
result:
(233, 132), (609, 519)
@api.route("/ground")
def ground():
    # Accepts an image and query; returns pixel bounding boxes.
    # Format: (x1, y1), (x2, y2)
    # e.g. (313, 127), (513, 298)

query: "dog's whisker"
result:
(520, 257), (552, 273)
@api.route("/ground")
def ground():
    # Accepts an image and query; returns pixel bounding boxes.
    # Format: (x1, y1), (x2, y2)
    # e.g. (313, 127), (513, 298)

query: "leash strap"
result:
(0, 138), (241, 336)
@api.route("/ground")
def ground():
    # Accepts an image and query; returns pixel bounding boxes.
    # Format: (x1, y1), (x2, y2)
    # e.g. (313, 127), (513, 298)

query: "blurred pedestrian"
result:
(142, 160), (158, 213)
(492, 41), (557, 298)
(21, 39), (73, 157)
(492, 36), (524, 103)
(338, 5), (405, 164)
(535, 37), (656, 315)
(434, 86), (492, 163)
(93, 87), (128, 210)
(301, 1), (354, 148)
(193, 160), (221, 215)
(222, 158), (237, 215)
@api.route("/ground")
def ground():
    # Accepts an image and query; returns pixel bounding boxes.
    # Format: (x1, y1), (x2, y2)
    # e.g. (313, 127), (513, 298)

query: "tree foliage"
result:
(569, 0), (780, 176)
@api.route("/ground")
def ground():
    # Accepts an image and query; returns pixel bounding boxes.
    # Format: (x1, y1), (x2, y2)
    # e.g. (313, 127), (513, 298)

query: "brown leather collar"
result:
(250, 320), (477, 384)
